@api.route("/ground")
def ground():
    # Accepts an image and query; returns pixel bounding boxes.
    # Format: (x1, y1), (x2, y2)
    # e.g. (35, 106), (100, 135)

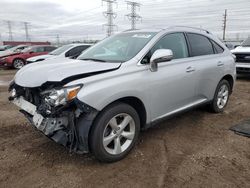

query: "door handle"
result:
(217, 61), (224, 66)
(186, 66), (195, 73)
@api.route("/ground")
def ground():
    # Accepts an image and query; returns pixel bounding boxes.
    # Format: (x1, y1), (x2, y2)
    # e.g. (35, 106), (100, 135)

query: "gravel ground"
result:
(0, 70), (250, 188)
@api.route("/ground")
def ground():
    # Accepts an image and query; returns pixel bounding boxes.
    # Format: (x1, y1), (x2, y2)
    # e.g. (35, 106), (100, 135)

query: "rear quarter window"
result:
(211, 40), (224, 54)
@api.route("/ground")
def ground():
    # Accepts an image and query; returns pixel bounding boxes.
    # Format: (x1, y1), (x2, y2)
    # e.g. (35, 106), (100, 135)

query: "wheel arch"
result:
(98, 96), (147, 130)
(221, 74), (234, 93)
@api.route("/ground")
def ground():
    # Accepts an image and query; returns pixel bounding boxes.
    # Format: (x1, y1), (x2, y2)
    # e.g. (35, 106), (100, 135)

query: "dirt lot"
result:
(0, 69), (250, 188)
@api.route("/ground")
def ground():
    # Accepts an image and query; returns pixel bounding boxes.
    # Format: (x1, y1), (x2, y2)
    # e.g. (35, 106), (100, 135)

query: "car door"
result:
(145, 32), (198, 121)
(186, 33), (225, 101)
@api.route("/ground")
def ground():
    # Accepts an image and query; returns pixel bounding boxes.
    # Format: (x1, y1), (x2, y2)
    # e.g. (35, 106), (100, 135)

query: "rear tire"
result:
(90, 102), (140, 163)
(209, 79), (230, 113)
(13, 59), (25, 69)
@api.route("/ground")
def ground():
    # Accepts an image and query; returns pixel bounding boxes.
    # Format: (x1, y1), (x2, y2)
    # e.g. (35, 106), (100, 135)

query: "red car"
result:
(0, 45), (56, 69)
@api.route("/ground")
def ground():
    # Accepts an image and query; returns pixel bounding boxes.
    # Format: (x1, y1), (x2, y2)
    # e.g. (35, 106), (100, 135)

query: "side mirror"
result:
(150, 49), (173, 72)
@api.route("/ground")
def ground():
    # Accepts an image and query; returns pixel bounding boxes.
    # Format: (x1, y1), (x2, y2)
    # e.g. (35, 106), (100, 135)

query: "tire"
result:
(90, 102), (140, 162)
(210, 79), (230, 113)
(13, 59), (25, 69)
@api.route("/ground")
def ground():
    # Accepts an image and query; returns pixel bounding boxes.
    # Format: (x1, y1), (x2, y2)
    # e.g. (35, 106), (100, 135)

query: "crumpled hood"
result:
(15, 58), (121, 87)
(27, 54), (55, 62)
(231, 46), (250, 54)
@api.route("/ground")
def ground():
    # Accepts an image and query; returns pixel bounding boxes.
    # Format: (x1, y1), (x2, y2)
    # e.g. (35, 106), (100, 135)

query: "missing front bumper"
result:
(11, 96), (98, 154)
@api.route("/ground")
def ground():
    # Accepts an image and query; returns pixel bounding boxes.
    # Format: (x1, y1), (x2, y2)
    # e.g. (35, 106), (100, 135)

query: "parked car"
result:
(231, 37), (250, 74)
(0, 45), (29, 58)
(9, 27), (236, 162)
(26, 43), (92, 64)
(0, 45), (56, 69)
(0, 45), (13, 51)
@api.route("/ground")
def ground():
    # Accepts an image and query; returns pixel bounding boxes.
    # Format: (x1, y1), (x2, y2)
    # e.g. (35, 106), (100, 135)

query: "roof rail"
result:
(122, 29), (140, 32)
(168, 26), (210, 34)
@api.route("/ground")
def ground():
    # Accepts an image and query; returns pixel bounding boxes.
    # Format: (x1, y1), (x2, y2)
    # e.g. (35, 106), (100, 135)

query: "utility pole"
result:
(102, 0), (117, 37)
(56, 34), (60, 46)
(24, 22), (30, 42)
(222, 9), (227, 41)
(6, 20), (13, 41)
(125, 1), (141, 30)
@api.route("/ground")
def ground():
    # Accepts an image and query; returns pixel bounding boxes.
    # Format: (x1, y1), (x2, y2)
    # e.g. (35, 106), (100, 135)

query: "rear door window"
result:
(33, 47), (45, 53)
(187, 33), (214, 56)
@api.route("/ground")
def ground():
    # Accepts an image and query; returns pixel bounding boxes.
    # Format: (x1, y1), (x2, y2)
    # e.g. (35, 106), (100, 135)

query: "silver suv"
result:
(9, 26), (236, 162)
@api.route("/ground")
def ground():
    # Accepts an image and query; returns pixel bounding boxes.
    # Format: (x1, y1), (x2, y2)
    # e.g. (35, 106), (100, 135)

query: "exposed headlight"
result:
(43, 85), (82, 107)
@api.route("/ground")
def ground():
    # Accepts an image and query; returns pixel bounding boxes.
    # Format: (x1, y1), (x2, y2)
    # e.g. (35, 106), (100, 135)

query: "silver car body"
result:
(11, 27), (236, 153)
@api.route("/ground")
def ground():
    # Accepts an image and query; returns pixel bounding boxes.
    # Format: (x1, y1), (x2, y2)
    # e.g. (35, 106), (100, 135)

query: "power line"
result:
(125, 1), (141, 30)
(102, 0), (117, 37)
(222, 9), (227, 41)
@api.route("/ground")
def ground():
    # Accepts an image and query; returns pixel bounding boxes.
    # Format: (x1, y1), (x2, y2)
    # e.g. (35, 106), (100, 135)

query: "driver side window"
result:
(142, 33), (189, 64)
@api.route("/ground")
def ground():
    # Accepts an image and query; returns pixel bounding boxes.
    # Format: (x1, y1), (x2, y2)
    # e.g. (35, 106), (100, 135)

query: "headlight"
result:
(43, 85), (82, 107)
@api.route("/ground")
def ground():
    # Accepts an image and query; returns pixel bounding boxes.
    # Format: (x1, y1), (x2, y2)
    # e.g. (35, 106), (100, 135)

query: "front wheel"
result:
(90, 102), (140, 162)
(210, 79), (230, 113)
(13, 59), (25, 69)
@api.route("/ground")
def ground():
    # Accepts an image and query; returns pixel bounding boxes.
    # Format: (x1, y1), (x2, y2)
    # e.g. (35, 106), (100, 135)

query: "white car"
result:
(231, 37), (250, 74)
(26, 43), (92, 64)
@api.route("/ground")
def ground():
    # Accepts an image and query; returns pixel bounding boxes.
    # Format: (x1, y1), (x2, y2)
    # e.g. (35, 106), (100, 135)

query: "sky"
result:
(0, 0), (250, 42)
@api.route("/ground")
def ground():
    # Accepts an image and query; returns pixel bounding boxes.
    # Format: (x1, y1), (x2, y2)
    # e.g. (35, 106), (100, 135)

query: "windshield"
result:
(77, 32), (157, 62)
(242, 37), (250, 47)
(49, 44), (74, 55)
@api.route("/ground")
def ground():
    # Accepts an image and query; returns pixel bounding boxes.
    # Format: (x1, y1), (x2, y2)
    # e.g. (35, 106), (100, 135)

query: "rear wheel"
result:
(210, 79), (230, 113)
(90, 102), (140, 162)
(13, 59), (25, 69)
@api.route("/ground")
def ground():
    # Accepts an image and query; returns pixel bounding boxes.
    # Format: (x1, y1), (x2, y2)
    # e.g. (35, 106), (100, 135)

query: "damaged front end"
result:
(8, 82), (98, 153)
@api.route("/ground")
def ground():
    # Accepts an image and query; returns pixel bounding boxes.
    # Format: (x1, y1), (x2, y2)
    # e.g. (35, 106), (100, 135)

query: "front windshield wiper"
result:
(80, 58), (107, 62)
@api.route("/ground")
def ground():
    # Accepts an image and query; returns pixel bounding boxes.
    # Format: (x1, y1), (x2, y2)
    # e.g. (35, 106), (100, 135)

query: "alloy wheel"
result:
(13, 59), (24, 69)
(216, 84), (229, 109)
(103, 113), (135, 155)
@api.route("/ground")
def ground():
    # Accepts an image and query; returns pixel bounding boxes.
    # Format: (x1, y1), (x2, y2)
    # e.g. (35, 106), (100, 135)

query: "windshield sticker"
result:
(132, 34), (152, 38)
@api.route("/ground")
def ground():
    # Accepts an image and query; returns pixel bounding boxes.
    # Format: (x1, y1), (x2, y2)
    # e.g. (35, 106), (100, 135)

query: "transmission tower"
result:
(222, 9), (227, 41)
(56, 34), (60, 46)
(102, 0), (117, 37)
(24, 22), (30, 42)
(6, 21), (13, 41)
(125, 1), (141, 30)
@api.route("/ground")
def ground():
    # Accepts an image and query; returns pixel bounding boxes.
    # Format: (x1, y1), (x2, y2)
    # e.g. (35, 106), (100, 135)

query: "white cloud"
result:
(0, 0), (250, 42)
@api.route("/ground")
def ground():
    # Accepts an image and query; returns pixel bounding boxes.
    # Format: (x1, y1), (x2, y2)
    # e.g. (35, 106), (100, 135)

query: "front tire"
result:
(90, 102), (140, 162)
(210, 79), (230, 113)
(13, 59), (25, 69)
